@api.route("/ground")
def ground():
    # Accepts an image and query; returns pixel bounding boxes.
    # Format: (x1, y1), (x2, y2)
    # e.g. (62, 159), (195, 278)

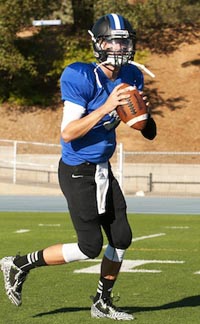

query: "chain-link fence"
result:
(0, 139), (200, 196)
(118, 147), (200, 196)
(0, 139), (60, 186)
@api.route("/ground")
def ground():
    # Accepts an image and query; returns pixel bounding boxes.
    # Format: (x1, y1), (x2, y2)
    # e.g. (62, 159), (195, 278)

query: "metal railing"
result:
(0, 139), (200, 196)
(120, 148), (200, 195)
(0, 139), (60, 185)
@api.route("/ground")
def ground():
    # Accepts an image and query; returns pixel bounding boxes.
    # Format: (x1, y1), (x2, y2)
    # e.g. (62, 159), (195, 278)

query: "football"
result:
(116, 83), (148, 130)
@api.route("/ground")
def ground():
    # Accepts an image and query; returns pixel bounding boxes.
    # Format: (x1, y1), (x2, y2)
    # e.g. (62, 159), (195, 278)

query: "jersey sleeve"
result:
(60, 63), (95, 107)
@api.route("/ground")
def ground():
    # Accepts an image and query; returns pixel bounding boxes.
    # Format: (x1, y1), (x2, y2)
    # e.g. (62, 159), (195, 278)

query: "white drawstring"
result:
(129, 61), (155, 78)
(94, 59), (155, 88)
(89, 30), (155, 80)
(94, 60), (110, 88)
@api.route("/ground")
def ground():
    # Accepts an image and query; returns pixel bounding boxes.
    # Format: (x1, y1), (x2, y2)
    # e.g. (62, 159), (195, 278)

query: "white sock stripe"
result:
(27, 253), (32, 264)
(34, 251), (39, 262)
(27, 252), (38, 264)
(31, 252), (35, 263)
(98, 283), (103, 290)
(97, 280), (103, 294)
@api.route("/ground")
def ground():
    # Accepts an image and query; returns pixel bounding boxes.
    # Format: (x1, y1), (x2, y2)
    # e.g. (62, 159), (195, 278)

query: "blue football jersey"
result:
(60, 62), (144, 165)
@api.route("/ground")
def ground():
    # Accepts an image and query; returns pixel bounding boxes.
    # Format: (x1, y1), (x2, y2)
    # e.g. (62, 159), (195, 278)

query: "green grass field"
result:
(0, 212), (200, 324)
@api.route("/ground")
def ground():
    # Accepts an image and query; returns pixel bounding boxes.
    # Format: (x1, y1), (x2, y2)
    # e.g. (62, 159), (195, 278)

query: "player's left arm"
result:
(139, 91), (157, 140)
(141, 115), (157, 140)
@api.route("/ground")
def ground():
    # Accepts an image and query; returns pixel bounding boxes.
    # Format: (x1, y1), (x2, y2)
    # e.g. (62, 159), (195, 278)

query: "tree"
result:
(71, 0), (94, 30)
(0, 0), (199, 105)
(0, 0), (64, 103)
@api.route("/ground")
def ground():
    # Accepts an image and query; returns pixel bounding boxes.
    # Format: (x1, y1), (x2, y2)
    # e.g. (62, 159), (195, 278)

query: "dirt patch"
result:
(0, 37), (199, 152)
(117, 39), (200, 151)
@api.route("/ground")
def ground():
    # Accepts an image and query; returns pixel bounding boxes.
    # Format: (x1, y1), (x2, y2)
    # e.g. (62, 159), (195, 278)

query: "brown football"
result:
(116, 83), (148, 130)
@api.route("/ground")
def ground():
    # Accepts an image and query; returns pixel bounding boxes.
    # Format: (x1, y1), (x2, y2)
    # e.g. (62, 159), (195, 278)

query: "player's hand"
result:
(139, 90), (150, 114)
(102, 83), (132, 114)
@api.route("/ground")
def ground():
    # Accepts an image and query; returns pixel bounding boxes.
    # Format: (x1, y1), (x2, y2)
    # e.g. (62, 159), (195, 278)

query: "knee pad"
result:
(104, 244), (126, 262)
(112, 226), (132, 250)
(79, 237), (103, 259)
(62, 243), (88, 263)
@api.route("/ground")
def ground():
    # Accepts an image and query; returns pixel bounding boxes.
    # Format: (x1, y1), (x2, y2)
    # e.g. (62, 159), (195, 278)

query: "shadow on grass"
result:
(131, 294), (200, 313)
(33, 306), (90, 317)
(33, 295), (200, 318)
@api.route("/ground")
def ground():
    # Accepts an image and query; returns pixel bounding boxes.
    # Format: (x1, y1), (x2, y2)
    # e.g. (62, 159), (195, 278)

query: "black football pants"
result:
(58, 159), (132, 259)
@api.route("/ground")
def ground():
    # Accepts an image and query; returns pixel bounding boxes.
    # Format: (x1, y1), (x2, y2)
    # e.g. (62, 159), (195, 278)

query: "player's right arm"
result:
(61, 84), (130, 143)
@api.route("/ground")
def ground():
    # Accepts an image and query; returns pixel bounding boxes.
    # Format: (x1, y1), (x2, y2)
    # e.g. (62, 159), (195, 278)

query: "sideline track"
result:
(0, 195), (199, 214)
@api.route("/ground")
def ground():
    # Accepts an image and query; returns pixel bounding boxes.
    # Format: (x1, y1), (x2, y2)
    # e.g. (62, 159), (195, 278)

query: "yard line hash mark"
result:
(103, 233), (166, 249)
(74, 259), (185, 274)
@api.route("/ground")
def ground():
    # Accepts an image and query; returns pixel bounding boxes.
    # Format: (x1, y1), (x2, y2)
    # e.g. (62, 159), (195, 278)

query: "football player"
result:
(0, 13), (156, 320)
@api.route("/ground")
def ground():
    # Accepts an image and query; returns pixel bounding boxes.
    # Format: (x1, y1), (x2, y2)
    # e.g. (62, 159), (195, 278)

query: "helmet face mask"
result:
(96, 37), (135, 67)
(89, 13), (136, 67)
